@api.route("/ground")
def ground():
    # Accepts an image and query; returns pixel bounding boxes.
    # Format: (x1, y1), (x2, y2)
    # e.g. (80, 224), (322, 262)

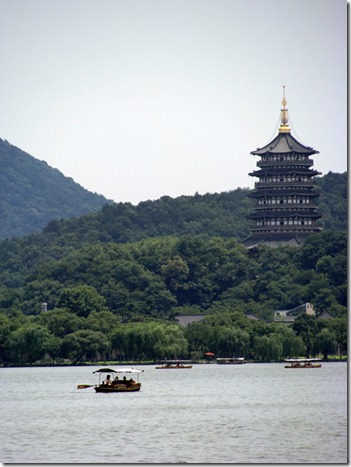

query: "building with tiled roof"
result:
(243, 88), (322, 248)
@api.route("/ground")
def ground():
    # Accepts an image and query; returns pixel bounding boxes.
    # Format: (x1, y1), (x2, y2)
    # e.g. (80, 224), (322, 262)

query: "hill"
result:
(0, 138), (114, 239)
(36, 171), (348, 246)
(0, 138), (347, 242)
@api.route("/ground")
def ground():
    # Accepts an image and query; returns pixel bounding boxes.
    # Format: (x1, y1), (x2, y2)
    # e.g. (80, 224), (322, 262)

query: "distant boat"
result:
(155, 360), (193, 369)
(216, 357), (246, 364)
(77, 367), (144, 392)
(284, 358), (322, 369)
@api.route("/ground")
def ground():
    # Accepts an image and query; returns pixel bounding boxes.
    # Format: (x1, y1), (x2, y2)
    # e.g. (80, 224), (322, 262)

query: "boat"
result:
(284, 358), (322, 369)
(216, 357), (246, 364)
(155, 360), (193, 369)
(90, 367), (143, 392)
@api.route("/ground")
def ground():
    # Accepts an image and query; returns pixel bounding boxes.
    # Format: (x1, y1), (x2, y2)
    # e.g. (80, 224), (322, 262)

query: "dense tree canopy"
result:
(0, 229), (347, 365)
(0, 167), (346, 365)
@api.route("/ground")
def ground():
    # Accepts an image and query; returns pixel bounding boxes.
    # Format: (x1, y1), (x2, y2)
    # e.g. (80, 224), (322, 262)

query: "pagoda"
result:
(243, 88), (322, 248)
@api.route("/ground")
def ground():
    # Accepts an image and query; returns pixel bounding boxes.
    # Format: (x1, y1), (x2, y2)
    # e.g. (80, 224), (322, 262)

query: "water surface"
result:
(0, 362), (347, 463)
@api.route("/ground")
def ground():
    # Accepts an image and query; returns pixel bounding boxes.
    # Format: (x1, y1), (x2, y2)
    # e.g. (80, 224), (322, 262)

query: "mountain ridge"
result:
(0, 138), (114, 239)
(0, 137), (347, 242)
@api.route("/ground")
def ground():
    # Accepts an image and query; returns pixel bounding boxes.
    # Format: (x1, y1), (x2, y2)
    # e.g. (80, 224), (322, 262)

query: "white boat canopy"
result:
(93, 367), (143, 374)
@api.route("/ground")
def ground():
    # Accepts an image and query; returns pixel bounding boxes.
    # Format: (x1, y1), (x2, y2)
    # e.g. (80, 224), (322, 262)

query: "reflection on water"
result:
(0, 362), (347, 463)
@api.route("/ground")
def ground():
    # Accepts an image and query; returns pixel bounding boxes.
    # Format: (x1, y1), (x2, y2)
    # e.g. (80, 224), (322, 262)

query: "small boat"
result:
(155, 360), (193, 369)
(92, 367), (143, 392)
(216, 357), (246, 364)
(284, 358), (322, 369)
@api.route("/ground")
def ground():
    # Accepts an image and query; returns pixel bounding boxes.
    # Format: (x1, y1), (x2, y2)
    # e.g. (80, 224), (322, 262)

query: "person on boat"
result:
(104, 374), (112, 385)
(113, 376), (119, 384)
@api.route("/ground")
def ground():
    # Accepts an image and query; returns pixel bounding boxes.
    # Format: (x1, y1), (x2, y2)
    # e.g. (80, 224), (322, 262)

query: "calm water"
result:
(0, 362), (347, 464)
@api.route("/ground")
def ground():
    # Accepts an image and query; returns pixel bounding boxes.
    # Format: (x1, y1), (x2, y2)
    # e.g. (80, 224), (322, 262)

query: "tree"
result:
(161, 255), (190, 291)
(35, 307), (84, 337)
(57, 285), (107, 317)
(111, 321), (188, 360)
(326, 318), (347, 357)
(7, 324), (59, 364)
(293, 314), (319, 357)
(273, 325), (305, 358)
(313, 328), (337, 359)
(60, 330), (111, 362)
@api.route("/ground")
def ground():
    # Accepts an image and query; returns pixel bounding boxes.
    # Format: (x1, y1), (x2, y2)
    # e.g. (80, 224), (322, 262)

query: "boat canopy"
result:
(93, 368), (117, 374)
(93, 367), (144, 374)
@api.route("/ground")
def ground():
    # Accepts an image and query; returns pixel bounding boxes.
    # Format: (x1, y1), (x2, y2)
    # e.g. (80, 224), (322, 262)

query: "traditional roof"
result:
(251, 87), (319, 156)
(316, 310), (334, 320)
(242, 232), (313, 248)
(251, 132), (319, 156)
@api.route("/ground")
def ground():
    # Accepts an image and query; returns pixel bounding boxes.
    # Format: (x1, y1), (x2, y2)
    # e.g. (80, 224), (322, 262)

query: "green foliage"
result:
(1, 140), (346, 246)
(313, 328), (337, 359)
(57, 285), (108, 317)
(0, 138), (113, 240)
(60, 329), (111, 362)
(110, 321), (188, 360)
(0, 167), (346, 365)
(7, 324), (60, 364)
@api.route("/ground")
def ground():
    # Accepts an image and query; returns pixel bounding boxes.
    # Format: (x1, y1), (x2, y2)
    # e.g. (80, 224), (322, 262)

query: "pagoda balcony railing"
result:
(252, 204), (320, 211)
(250, 225), (322, 233)
(256, 160), (313, 168)
(254, 181), (314, 188)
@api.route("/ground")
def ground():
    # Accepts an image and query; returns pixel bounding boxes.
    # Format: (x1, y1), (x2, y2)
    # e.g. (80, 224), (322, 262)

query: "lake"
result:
(0, 362), (347, 464)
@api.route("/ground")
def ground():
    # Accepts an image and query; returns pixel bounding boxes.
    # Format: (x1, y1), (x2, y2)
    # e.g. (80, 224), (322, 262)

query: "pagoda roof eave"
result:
(249, 189), (320, 198)
(249, 168), (321, 177)
(247, 211), (323, 219)
(251, 133), (319, 156)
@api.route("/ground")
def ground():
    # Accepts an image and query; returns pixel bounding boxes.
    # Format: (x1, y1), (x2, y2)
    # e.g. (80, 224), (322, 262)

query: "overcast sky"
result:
(0, 0), (347, 205)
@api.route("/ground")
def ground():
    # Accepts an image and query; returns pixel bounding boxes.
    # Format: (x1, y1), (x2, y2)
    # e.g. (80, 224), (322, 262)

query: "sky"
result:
(0, 0), (347, 205)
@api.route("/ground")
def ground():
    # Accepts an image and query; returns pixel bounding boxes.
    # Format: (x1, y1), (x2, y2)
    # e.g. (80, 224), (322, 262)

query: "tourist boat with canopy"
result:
(216, 357), (246, 364)
(155, 360), (193, 369)
(284, 358), (322, 369)
(77, 367), (143, 392)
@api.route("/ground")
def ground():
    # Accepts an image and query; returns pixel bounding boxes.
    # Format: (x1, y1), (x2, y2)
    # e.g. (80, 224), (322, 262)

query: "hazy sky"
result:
(0, 0), (347, 204)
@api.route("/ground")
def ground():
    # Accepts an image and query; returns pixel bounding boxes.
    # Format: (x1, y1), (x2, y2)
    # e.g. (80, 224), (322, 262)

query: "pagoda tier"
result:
(249, 189), (320, 198)
(243, 89), (322, 249)
(249, 168), (320, 177)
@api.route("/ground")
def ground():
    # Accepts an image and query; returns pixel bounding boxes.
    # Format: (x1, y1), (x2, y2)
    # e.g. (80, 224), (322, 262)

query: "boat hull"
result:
(285, 364), (322, 368)
(94, 383), (141, 392)
(155, 365), (192, 369)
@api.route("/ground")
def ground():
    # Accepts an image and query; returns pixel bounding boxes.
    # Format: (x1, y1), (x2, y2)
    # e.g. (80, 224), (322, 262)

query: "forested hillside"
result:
(0, 135), (347, 241)
(0, 231), (347, 365)
(0, 136), (347, 365)
(0, 138), (114, 239)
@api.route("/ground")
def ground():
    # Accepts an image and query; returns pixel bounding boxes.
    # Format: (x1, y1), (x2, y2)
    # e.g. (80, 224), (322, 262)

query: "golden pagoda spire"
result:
(279, 85), (291, 133)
